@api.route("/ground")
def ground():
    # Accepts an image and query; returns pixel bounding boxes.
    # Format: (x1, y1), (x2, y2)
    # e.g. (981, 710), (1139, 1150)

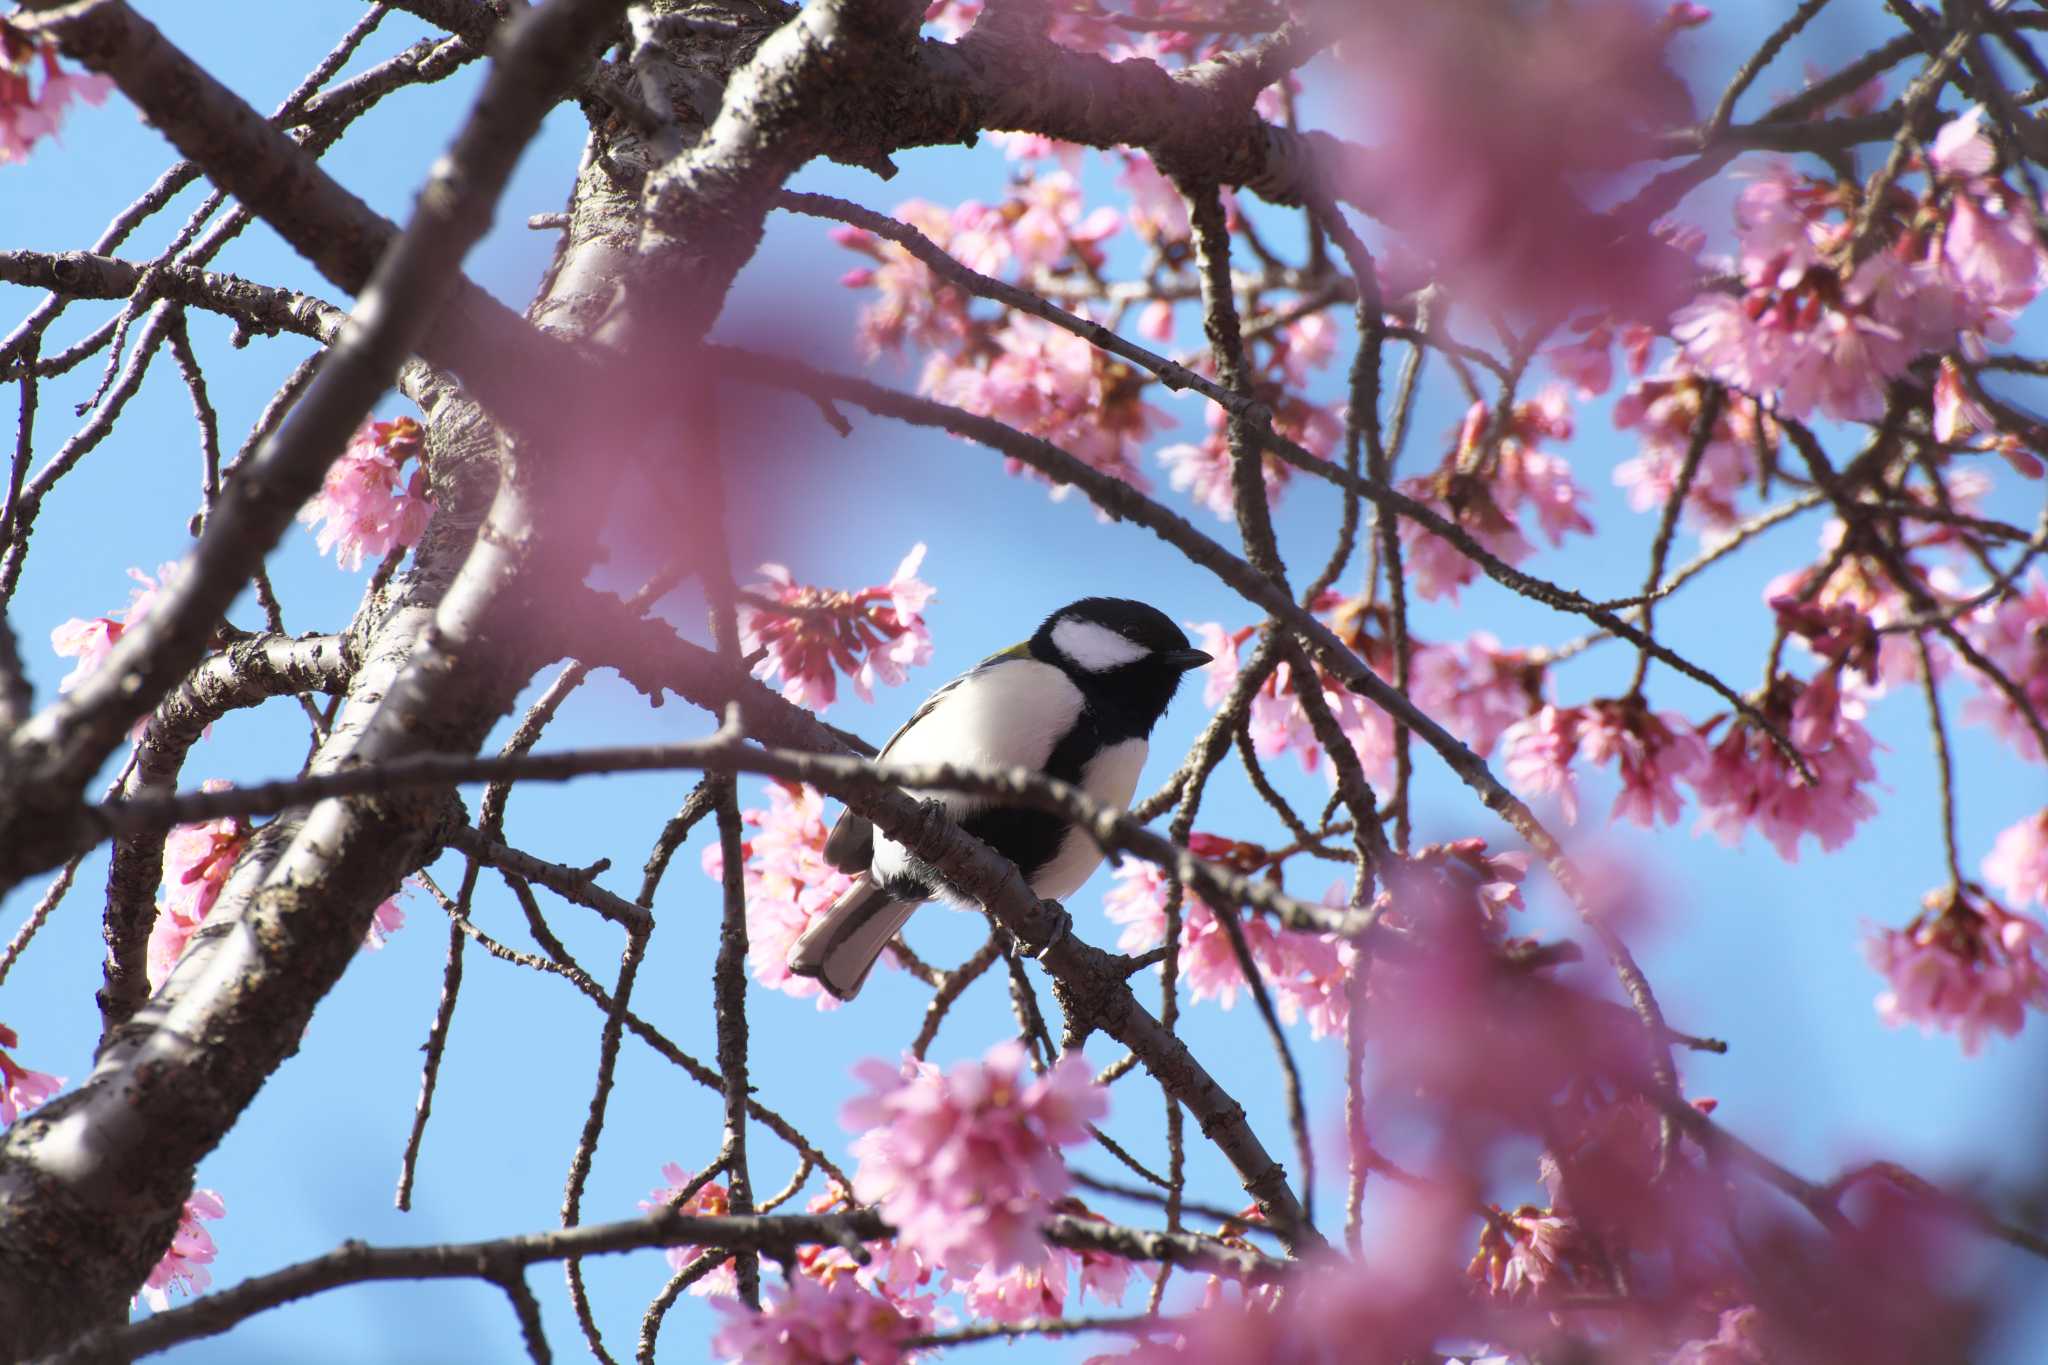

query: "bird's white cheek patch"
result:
(1052, 618), (1148, 671)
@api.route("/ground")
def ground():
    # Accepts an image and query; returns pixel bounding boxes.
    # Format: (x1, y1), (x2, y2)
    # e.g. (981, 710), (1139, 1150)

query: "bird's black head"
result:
(1030, 598), (1211, 737)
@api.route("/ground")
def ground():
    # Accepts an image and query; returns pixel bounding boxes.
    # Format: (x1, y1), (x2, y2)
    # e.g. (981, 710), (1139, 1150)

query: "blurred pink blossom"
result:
(960, 1212), (1131, 1324)
(1983, 809), (2048, 909)
(739, 545), (935, 711)
(297, 415), (433, 572)
(843, 1040), (1102, 1274)
(1409, 633), (1545, 758)
(0, 30), (112, 165)
(136, 1189), (225, 1312)
(702, 782), (856, 1009)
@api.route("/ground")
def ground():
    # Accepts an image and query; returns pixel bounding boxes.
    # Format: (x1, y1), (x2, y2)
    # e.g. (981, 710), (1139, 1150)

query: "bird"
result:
(786, 597), (1212, 999)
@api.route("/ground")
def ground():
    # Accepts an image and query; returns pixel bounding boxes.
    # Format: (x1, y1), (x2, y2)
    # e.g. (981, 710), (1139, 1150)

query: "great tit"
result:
(786, 597), (1212, 999)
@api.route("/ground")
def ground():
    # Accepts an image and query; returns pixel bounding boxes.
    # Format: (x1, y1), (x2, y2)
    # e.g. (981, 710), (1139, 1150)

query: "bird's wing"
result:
(821, 641), (1032, 874)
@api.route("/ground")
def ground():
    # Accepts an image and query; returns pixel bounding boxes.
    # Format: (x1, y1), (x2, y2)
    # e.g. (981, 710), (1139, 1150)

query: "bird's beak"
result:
(1163, 648), (1213, 671)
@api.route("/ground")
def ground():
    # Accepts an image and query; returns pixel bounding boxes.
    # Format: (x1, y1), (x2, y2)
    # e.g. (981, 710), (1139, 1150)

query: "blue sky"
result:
(4, 2), (2046, 1361)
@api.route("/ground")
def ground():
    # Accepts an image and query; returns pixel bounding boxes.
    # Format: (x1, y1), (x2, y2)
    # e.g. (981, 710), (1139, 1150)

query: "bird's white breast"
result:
(1031, 735), (1148, 900)
(871, 660), (1084, 891)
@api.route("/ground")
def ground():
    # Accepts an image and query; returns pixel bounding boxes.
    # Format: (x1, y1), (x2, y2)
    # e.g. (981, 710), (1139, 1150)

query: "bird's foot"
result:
(1018, 900), (1072, 960)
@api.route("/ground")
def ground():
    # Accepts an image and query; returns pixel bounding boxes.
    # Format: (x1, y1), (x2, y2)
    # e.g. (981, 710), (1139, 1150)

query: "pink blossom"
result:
(1467, 1205), (1594, 1299)
(0, 33), (112, 165)
(1104, 857), (1354, 1037)
(922, 316), (1165, 501)
(1931, 357), (1994, 442)
(1409, 633), (1544, 757)
(1502, 694), (1705, 831)
(1398, 393), (1592, 603)
(1866, 888), (2048, 1054)
(137, 1189), (226, 1311)
(960, 1215), (1131, 1323)
(703, 782), (857, 1008)
(1959, 570), (2048, 760)
(297, 415), (433, 572)
(1983, 810), (2048, 910)
(0, 1023), (62, 1126)
(739, 545), (935, 711)
(149, 783), (401, 987)
(1612, 372), (1772, 532)
(1116, 151), (1190, 243)
(640, 1163), (738, 1292)
(843, 1041), (1103, 1274)
(1692, 673), (1879, 860)
(1501, 705), (1582, 825)
(50, 561), (183, 694)
(1670, 1306), (1769, 1364)
(709, 1272), (925, 1365)
(1331, 0), (1699, 321)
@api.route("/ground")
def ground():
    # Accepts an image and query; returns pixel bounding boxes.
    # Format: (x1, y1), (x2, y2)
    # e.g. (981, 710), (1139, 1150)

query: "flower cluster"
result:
(639, 1163), (738, 1293)
(1867, 886), (2048, 1054)
(709, 1272), (928, 1365)
(1501, 696), (1709, 828)
(1, 25), (112, 165)
(702, 782), (859, 1007)
(0, 1023), (62, 1126)
(1612, 371), (1777, 533)
(1157, 314), (1343, 520)
(843, 1041), (1103, 1275)
(1958, 569), (2048, 761)
(136, 1190), (226, 1312)
(1466, 1204), (1595, 1300)
(149, 784), (405, 989)
(50, 561), (183, 697)
(1692, 672), (1879, 860)
(738, 545), (935, 712)
(1672, 110), (2047, 423)
(1398, 391), (1594, 603)
(835, 187), (1173, 500)
(1104, 854), (1353, 1039)
(297, 415), (433, 572)
(1984, 809), (2048, 910)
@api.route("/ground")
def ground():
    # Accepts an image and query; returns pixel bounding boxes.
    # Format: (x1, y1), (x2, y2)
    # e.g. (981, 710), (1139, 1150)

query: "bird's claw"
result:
(1020, 901), (1072, 959)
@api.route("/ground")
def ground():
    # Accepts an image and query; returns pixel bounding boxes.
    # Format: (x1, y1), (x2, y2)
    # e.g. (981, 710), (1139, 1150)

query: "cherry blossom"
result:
(960, 1209), (1130, 1324)
(1983, 809), (2048, 910)
(1, 27), (113, 165)
(639, 1163), (737, 1292)
(1612, 371), (1775, 532)
(1958, 569), (2048, 760)
(149, 784), (405, 988)
(1409, 632), (1545, 757)
(1399, 392), (1593, 603)
(702, 783), (857, 1008)
(136, 1189), (225, 1312)
(297, 415), (433, 572)
(843, 1040), (1102, 1274)
(1467, 1205), (1594, 1299)
(738, 545), (935, 711)
(1674, 116), (2047, 420)
(709, 1272), (926, 1365)
(1502, 698), (1705, 828)
(0, 1023), (62, 1125)
(1866, 886), (2048, 1053)
(1669, 1306), (1769, 1365)
(50, 561), (184, 695)
(922, 315), (1166, 500)
(1692, 673), (1879, 860)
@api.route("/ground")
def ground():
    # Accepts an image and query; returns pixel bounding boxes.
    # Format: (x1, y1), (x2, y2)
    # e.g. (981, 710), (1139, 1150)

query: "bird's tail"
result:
(786, 875), (920, 1000)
